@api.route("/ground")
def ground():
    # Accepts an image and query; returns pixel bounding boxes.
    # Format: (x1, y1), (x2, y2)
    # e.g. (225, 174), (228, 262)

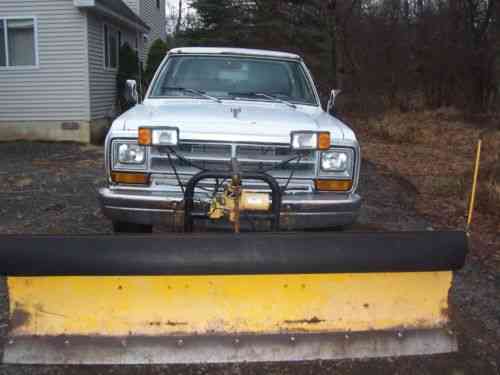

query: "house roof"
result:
(97, 0), (149, 30)
(168, 47), (302, 60)
(74, 0), (150, 32)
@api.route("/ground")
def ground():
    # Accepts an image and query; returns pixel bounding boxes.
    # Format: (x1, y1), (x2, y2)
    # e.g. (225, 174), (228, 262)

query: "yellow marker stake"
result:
(467, 139), (482, 231)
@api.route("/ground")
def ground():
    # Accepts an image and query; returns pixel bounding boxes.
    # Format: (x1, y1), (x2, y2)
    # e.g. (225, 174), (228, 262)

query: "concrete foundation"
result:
(90, 118), (112, 144)
(0, 118), (111, 144)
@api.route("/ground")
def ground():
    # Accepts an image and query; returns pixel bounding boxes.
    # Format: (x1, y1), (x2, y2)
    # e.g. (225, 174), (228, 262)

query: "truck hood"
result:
(119, 101), (355, 143)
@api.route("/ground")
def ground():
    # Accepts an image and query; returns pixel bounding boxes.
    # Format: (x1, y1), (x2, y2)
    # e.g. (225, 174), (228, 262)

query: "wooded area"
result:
(166, 0), (499, 114)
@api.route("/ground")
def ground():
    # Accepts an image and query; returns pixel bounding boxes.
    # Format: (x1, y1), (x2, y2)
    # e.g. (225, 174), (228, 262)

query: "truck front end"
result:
(99, 47), (361, 232)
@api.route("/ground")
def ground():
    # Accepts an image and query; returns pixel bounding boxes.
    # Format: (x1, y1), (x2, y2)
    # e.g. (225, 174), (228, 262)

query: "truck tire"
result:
(112, 221), (153, 234)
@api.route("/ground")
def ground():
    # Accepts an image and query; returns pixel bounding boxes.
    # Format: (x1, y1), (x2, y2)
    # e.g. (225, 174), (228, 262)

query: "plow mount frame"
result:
(183, 158), (282, 232)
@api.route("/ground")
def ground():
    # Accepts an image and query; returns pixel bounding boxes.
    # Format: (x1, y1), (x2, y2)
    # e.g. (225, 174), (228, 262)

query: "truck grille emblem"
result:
(231, 107), (242, 118)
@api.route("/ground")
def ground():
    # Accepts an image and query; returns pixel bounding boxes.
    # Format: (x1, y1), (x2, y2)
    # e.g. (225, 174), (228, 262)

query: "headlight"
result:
(117, 143), (146, 164)
(153, 128), (178, 146)
(318, 148), (355, 179)
(291, 131), (330, 150)
(138, 127), (179, 146)
(321, 150), (349, 172)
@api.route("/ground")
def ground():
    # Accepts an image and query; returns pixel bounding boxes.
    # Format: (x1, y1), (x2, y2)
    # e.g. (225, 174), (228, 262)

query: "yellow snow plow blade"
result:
(1, 232), (467, 364)
(8, 272), (452, 337)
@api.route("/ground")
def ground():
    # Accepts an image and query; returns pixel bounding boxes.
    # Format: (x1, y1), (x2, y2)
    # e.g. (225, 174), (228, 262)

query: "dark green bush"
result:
(144, 38), (169, 87)
(116, 42), (141, 113)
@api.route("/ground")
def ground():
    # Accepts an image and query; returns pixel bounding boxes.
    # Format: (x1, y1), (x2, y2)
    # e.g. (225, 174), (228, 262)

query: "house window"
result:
(156, 0), (160, 9)
(0, 21), (5, 66)
(0, 17), (38, 67)
(104, 24), (119, 69)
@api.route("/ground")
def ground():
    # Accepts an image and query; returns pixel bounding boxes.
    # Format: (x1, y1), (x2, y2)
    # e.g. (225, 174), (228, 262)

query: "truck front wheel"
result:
(112, 221), (153, 234)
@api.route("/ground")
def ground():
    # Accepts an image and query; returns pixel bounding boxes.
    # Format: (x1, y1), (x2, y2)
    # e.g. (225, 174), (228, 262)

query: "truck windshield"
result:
(149, 55), (318, 106)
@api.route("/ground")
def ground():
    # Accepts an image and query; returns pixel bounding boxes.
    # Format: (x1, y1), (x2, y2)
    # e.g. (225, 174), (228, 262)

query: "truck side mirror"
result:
(125, 79), (139, 106)
(326, 89), (342, 114)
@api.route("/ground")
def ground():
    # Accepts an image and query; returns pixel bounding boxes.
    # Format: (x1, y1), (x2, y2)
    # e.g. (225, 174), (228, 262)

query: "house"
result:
(123, 0), (167, 61)
(0, 0), (166, 144)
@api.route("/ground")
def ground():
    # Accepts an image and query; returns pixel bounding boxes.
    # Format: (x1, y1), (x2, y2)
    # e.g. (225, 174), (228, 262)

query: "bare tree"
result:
(182, 0), (500, 113)
(175, 0), (183, 36)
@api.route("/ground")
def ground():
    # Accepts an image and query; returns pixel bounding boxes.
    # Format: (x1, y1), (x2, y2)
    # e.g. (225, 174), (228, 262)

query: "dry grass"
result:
(477, 133), (500, 215)
(349, 108), (499, 262)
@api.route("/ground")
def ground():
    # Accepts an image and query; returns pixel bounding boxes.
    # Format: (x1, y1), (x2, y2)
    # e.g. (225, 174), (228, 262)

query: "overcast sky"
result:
(165, 0), (191, 11)
(164, 0), (195, 34)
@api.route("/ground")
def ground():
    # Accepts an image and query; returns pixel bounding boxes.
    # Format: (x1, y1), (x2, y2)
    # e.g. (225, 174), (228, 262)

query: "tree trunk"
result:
(325, 0), (339, 89)
(175, 0), (183, 36)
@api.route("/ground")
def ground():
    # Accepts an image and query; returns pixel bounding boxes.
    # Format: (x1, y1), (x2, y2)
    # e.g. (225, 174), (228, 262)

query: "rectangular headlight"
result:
(117, 143), (146, 164)
(321, 150), (349, 172)
(291, 131), (330, 150)
(152, 127), (179, 146)
(138, 127), (179, 146)
(318, 147), (355, 180)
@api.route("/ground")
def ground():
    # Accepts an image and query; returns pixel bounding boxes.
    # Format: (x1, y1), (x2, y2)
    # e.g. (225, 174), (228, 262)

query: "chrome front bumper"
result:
(98, 188), (362, 230)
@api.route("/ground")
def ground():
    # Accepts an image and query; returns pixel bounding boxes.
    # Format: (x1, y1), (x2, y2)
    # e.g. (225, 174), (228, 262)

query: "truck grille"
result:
(149, 141), (316, 191)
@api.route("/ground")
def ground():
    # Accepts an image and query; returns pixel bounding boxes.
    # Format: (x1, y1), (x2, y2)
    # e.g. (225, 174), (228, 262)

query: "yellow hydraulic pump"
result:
(208, 183), (271, 222)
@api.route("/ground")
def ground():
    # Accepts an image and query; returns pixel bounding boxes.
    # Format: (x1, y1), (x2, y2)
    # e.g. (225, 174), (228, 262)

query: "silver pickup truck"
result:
(99, 47), (361, 233)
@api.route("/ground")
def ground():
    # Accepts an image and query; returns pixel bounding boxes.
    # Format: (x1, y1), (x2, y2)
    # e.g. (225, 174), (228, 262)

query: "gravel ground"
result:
(0, 141), (499, 375)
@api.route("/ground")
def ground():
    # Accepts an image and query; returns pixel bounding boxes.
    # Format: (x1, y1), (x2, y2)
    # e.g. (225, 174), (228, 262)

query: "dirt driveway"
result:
(0, 142), (499, 374)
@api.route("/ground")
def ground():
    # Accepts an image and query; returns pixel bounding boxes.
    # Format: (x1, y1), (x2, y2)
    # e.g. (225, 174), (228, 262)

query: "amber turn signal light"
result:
(111, 172), (149, 185)
(138, 128), (152, 145)
(318, 132), (331, 150)
(315, 179), (352, 192)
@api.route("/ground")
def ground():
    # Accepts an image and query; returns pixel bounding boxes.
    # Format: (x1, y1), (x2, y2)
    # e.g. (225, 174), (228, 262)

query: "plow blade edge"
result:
(0, 231), (467, 364)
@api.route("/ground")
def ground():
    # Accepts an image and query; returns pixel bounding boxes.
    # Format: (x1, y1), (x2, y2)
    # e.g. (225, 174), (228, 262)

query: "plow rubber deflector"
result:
(0, 231), (467, 364)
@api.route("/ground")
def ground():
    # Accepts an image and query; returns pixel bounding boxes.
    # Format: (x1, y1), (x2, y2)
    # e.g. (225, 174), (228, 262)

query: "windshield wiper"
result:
(255, 93), (297, 109)
(162, 86), (222, 103)
(230, 92), (296, 109)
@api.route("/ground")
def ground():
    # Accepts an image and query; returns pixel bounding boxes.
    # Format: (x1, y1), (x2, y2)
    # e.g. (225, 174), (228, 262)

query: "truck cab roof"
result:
(168, 47), (302, 60)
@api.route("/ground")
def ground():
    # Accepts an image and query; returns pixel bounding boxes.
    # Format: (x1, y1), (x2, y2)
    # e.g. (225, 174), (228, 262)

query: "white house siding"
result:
(122, 0), (139, 15)
(87, 13), (139, 121)
(0, 0), (89, 122)
(140, 0), (166, 61)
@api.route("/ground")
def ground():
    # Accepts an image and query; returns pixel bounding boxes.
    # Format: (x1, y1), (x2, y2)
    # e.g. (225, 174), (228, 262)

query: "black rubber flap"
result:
(0, 231), (468, 276)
